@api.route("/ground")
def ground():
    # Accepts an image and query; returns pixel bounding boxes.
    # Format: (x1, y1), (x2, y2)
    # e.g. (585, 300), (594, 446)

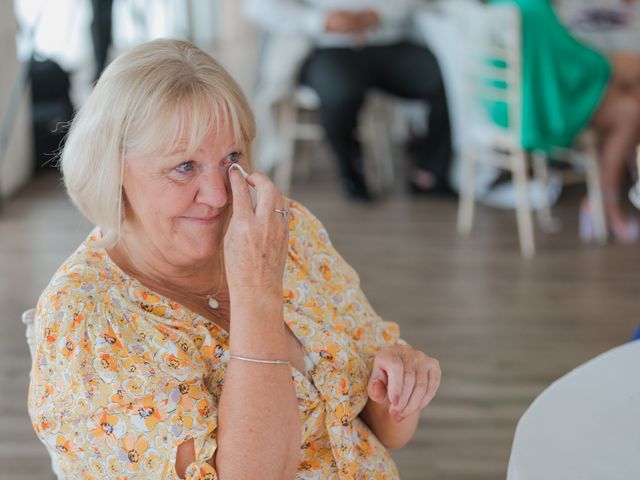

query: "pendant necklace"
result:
(120, 244), (225, 311)
(177, 259), (225, 310)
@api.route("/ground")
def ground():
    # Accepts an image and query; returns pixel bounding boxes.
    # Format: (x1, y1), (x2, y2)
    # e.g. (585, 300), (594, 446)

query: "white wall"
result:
(0, 0), (32, 198)
(212, 0), (259, 96)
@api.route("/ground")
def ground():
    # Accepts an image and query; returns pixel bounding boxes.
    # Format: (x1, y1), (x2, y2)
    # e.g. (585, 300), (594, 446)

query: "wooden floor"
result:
(1, 159), (639, 479)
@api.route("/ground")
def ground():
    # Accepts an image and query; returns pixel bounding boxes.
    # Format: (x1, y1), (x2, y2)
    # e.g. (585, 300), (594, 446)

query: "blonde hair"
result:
(61, 39), (256, 247)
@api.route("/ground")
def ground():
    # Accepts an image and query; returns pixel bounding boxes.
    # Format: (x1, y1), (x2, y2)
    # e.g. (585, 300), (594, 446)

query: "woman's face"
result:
(122, 124), (246, 267)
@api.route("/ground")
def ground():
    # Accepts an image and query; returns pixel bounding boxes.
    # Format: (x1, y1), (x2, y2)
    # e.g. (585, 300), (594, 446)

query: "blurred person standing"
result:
(246, 0), (453, 201)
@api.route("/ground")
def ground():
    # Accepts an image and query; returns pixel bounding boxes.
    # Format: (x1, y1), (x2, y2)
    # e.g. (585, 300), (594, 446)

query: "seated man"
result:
(246, 0), (453, 201)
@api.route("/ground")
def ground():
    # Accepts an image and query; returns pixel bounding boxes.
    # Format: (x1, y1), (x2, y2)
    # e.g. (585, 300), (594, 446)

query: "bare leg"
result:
(611, 52), (640, 103)
(591, 83), (640, 238)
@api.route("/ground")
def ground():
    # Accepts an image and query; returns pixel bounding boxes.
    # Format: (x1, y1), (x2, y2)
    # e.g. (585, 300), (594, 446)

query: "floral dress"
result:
(28, 201), (403, 479)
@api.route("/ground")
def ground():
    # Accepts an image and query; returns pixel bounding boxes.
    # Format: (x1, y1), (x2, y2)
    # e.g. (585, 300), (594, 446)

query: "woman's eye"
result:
(174, 161), (194, 174)
(225, 151), (241, 165)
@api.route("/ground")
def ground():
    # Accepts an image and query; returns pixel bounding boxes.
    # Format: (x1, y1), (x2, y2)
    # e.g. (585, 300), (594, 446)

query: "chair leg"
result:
(582, 140), (608, 244)
(531, 151), (561, 233)
(361, 104), (381, 192)
(513, 151), (536, 257)
(362, 95), (395, 193)
(299, 136), (314, 182)
(457, 146), (477, 236)
(273, 96), (297, 196)
(376, 98), (396, 190)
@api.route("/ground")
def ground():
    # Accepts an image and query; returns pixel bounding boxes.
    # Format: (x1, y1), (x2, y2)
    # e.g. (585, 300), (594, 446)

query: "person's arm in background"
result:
(359, 0), (419, 31)
(244, 0), (326, 35)
(244, 0), (419, 36)
(244, 0), (371, 36)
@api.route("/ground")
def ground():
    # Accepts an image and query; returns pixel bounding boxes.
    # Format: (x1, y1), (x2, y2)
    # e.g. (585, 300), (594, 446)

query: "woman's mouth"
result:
(181, 212), (224, 225)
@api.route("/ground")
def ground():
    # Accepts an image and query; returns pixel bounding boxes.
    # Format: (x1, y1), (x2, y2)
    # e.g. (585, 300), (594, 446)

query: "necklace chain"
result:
(153, 270), (225, 310)
(117, 242), (226, 310)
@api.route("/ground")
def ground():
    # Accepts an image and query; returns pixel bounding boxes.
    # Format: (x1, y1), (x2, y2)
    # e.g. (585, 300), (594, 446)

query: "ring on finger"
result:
(273, 208), (288, 218)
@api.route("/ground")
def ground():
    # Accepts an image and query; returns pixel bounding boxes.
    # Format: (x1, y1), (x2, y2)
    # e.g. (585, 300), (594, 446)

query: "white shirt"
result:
(245, 0), (418, 48)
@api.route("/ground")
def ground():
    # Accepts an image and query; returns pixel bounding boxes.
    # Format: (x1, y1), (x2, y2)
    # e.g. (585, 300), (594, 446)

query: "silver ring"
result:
(273, 208), (288, 218)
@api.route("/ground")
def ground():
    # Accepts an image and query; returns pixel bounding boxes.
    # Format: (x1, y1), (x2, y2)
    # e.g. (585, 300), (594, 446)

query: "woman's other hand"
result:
(224, 167), (289, 301)
(367, 345), (441, 423)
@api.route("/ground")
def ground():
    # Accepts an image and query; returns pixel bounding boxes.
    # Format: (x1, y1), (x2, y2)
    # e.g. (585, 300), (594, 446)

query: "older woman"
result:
(27, 39), (440, 479)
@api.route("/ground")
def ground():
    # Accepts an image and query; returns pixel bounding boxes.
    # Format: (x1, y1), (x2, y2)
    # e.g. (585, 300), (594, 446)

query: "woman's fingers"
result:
(367, 378), (387, 404)
(370, 347), (441, 421)
(419, 360), (441, 410)
(396, 356), (441, 419)
(390, 368), (416, 419)
(228, 167), (288, 229)
(381, 351), (405, 408)
(228, 165), (253, 216)
(398, 356), (430, 419)
(225, 165), (289, 283)
(366, 364), (387, 403)
(246, 172), (283, 217)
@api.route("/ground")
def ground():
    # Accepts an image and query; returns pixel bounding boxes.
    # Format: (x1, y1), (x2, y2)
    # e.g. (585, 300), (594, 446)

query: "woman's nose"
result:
(194, 168), (228, 208)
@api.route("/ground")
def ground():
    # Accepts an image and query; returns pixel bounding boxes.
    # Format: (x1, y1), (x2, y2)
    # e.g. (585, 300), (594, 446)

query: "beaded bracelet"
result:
(230, 354), (290, 366)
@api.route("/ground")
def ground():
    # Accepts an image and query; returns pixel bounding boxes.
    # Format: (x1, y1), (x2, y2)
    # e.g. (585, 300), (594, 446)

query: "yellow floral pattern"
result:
(28, 201), (402, 479)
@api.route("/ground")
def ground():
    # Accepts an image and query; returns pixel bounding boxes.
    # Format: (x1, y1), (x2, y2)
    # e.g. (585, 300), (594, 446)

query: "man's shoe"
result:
(343, 178), (374, 202)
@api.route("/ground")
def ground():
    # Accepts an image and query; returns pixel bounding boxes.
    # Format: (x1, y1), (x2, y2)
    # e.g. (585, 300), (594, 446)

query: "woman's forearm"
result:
(215, 299), (300, 479)
(360, 399), (420, 450)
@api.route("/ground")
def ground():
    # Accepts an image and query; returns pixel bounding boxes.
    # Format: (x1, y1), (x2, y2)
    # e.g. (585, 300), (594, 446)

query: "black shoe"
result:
(343, 177), (374, 202)
(408, 179), (457, 198)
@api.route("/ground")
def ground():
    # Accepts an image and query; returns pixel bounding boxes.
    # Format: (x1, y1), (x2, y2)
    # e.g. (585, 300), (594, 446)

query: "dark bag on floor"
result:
(29, 59), (74, 168)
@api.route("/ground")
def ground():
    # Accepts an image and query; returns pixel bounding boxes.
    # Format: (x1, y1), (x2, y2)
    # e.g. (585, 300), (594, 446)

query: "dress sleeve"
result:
(288, 201), (404, 360)
(28, 290), (220, 479)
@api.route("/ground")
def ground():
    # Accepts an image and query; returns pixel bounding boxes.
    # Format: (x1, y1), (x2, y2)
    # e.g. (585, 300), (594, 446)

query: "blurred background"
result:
(1, 0), (639, 479)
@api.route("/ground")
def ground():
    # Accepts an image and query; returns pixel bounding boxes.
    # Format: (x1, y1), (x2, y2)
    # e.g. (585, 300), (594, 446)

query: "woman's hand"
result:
(217, 167), (299, 479)
(360, 345), (440, 449)
(367, 345), (441, 422)
(223, 167), (289, 300)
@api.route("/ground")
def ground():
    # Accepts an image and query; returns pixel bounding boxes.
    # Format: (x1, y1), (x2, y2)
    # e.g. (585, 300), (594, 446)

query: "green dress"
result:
(489, 0), (612, 152)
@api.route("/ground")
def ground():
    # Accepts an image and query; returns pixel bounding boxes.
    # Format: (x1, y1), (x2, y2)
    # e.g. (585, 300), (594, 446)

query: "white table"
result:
(507, 341), (640, 480)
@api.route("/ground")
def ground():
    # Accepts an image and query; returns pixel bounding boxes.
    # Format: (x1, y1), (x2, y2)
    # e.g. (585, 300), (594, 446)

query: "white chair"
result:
(274, 86), (396, 195)
(452, 1), (607, 257)
(22, 308), (65, 480)
(22, 308), (37, 358)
